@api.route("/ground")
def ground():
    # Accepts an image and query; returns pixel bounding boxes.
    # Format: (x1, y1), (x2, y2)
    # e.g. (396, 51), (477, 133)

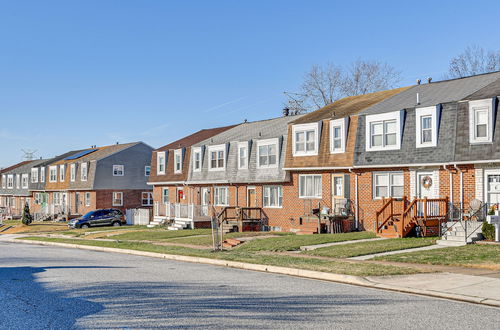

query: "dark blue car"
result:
(68, 209), (125, 229)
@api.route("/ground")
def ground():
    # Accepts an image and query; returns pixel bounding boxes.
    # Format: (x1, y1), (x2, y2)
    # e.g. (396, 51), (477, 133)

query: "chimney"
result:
(427, 77), (432, 83)
(283, 107), (290, 117)
(416, 79), (421, 85)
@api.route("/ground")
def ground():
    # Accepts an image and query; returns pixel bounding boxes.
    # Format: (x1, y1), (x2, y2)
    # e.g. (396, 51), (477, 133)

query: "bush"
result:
(21, 203), (33, 225)
(482, 222), (495, 241)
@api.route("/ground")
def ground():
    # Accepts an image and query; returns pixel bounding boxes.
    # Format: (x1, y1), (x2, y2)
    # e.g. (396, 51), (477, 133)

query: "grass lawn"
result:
(1, 221), (69, 234)
(375, 244), (500, 269)
(107, 228), (213, 241)
(236, 231), (377, 252)
(19, 236), (423, 276)
(305, 237), (437, 258)
(168, 231), (291, 246)
(60, 225), (150, 237)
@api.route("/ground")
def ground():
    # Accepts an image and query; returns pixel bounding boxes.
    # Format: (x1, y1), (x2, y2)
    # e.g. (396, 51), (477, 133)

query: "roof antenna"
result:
(21, 149), (37, 161)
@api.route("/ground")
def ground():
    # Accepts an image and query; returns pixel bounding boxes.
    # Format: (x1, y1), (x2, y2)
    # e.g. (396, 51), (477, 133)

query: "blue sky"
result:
(1, 0), (500, 167)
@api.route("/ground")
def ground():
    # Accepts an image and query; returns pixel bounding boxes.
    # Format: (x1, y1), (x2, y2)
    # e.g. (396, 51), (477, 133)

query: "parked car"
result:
(68, 209), (125, 229)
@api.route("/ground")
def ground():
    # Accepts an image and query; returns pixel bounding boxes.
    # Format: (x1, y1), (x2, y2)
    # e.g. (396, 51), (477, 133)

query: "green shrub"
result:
(482, 222), (495, 241)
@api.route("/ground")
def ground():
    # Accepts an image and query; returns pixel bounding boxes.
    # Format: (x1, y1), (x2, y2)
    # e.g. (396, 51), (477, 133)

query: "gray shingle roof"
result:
(361, 71), (500, 115)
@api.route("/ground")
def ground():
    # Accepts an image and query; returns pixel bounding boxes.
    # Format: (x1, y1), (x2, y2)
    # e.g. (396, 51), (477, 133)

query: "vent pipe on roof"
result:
(416, 93), (420, 105)
(283, 107), (290, 117)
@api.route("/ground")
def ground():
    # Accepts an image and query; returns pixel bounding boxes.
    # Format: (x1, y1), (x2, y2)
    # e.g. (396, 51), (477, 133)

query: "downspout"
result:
(453, 164), (463, 209)
(348, 168), (359, 230)
(443, 164), (453, 206)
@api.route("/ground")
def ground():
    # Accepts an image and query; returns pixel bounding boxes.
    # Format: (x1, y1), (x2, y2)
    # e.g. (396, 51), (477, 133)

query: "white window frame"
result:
(298, 174), (322, 199)
(208, 144), (226, 171)
(59, 165), (65, 182)
(144, 166), (151, 177)
(1, 175), (5, 189)
(263, 185), (283, 208)
(81, 162), (88, 181)
(365, 110), (404, 151)
(40, 167), (45, 183)
(162, 187), (169, 204)
(292, 123), (319, 156)
(7, 175), (13, 189)
(415, 106), (440, 148)
(21, 174), (29, 189)
(16, 174), (20, 189)
(70, 164), (76, 182)
(31, 168), (38, 183)
(257, 138), (279, 169)
(469, 98), (495, 144)
(372, 172), (404, 200)
(49, 166), (57, 183)
(192, 147), (202, 172)
(174, 149), (183, 174)
(330, 117), (349, 153)
(214, 186), (229, 206)
(85, 192), (91, 206)
(141, 191), (153, 206)
(112, 192), (123, 206)
(238, 142), (248, 170)
(113, 165), (124, 176)
(157, 151), (166, 175)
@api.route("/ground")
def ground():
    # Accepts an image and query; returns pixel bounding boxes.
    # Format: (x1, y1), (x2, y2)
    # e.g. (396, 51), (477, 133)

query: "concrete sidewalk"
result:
(300, 237), (387, 251)
(350, 244), (447, 260)
(2, 234), (499, 308)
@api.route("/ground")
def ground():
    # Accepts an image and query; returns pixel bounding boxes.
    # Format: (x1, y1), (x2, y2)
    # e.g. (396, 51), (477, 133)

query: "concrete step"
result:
(436, 239), (467, 247)
(167, 226), (180, 230)
(444, 235), (467, 242)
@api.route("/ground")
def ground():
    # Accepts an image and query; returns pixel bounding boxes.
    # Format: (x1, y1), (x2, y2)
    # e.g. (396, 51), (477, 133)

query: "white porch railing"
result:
(154, 202), (211, 221)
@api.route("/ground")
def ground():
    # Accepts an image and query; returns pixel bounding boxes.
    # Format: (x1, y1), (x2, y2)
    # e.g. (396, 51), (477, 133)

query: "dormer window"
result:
(257, 138), (279, 169)
(49, 166), (57, 182)
(208, 144), (225, 171)
(365, 110), (404, 151)
(59, 165), (65, 182)
(70, 164), (76, 182)
(174, 149), (183, 174)
(192, 147), (202, 172)
(31, 168), (38, 183)
(292, 123), (319, 156)
(113, 165), (124, 176)
(81, 162), (88, 181)
(238, 142), (248, 170)
(40, 167), (45, 183)
(330, 118), (349, 153)
(415, 105), (440, 148)
(469, 99), (495, 144)
(157, 152), (166, 175)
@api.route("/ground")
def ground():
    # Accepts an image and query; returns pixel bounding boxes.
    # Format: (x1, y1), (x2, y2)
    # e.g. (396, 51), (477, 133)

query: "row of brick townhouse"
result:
(148, 71), (500, 237)
(0, 142), (153, 220)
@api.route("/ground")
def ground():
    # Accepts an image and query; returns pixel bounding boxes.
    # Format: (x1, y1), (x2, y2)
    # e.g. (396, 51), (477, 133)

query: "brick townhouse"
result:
(148, 125), (237, 228)
(352, 71), (500, 237)
(0, 160), (38, 218)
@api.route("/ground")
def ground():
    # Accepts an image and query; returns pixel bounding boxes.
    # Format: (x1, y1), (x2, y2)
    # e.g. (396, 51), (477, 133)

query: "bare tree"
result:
(285, 60), (401, 114)
(446, 46), (500, 79)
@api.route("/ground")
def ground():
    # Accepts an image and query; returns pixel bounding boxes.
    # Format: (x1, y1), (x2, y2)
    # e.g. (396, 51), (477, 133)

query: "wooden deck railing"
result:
(400, 197), (449, 237)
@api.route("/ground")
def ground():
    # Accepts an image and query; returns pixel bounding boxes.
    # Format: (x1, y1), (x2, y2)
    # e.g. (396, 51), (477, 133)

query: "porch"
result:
(153, 202), (212, 228)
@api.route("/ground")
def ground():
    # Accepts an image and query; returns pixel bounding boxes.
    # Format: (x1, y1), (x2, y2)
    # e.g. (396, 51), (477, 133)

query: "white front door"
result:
(417, 172), (434, 199)
(201, 188), (210, 216)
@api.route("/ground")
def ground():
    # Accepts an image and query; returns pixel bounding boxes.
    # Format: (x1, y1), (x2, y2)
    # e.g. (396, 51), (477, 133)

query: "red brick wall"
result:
(96, 189), (150, 213)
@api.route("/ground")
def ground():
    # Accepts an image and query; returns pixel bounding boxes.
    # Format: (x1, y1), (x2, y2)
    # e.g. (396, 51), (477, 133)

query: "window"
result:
(34, 193), (40, 205)
(81, 163), (88, 181)
(365, 111), (403, 151)
(263, 186), (283, 208)
(7, 175), (13, 189)
(157, 152), (166, 174)
(142, 192), (153, 206)
(112, 192), (123, 206)
(469, 99), (495, 144)
(16, 174), (20, 189)
(174, 149), (182, 174)
(208, 145), (225, 171)
(373, 172), (404, 199)
(85, 192), (91, 206)
(31, 168), (38, 183)
(40, 167), (45, 183)
(70, 164), (76, 182)
(53, 192), (60, 205)
(292, 123), (319, 156)
(113, 165), (124, 176)
(214, 187), (229, 206)
(299, 175), (322, 199)
(415, 106), (440, 148)
(59, 165), (65, 182)
(49, 166), (57, 182)
(257, 138), (278, 168)
(238, 142), (248, 169)
(1, 175), (5, 189)
(162, 188), (169, 204)
(21, 174), (28, 189)
(192, 148), (202, 172)
(144, 166), (151, 176)
(330, 118), (348, 153)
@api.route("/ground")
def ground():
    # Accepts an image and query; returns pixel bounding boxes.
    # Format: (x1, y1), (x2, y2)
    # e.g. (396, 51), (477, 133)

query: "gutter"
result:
(453, 164), (464, 208)
(348, 168), (359, 230)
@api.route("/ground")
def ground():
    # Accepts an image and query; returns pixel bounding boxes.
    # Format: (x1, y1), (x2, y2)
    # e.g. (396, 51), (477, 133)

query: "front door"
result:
(176, 188), (184, 203)
(201, 188), (210, 216)
(75, 193), (80, 214)
(331, 174), (345, 214)
(486, 173), (500, 204)
(417, 172), (435, 216)
(61, 193), (67, 214)
(247, 187), (256, 207)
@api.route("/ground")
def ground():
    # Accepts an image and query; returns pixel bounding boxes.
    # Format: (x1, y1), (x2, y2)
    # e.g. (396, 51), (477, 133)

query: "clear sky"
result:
(1, 0), (500, 168)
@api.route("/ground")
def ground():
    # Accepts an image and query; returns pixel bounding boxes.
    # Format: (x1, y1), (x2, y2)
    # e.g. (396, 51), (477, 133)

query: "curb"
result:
(5, 238), (500, 308)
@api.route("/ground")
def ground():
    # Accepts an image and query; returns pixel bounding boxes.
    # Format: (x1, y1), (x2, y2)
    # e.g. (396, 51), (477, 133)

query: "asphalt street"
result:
(1, 241), (499, 329)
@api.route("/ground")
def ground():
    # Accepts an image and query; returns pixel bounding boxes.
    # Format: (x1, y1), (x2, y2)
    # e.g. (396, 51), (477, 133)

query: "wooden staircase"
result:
(217, 206), (265, 233)
(375, 197), (449, 238)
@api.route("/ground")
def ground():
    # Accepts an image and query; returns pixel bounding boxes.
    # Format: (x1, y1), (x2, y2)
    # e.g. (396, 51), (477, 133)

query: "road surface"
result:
(0, 241), (499, 329)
